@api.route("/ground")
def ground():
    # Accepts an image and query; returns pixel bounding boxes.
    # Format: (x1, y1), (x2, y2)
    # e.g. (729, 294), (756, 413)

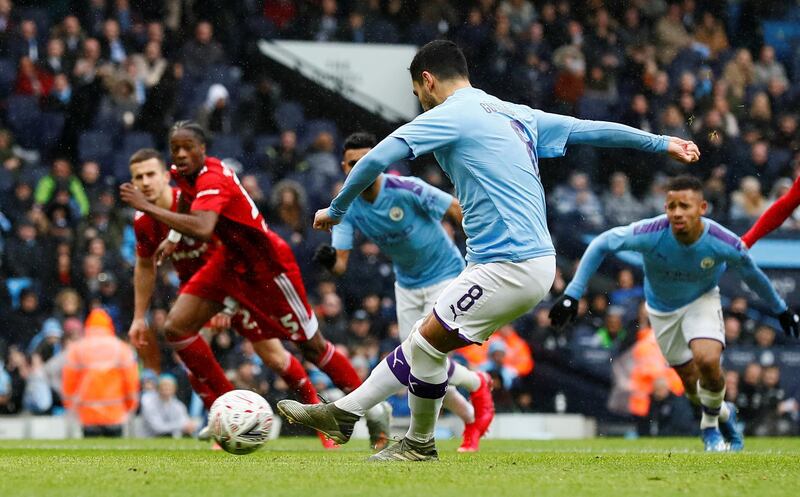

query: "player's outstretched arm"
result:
(315, 137), (412, 231)
(742, 177), (800, 247)
(733, 252), (799, 337)
(120, 183), (219, 240)
(445, 197), (463, 226)
(562, 117), (700, 163)
(550, 228), (622, 328)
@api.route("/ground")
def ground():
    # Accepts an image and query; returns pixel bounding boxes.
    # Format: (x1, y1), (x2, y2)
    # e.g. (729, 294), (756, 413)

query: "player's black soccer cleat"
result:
(779, 309), (800, 338)
(548, 295), (579, 329)
(313, 244), (337, 270)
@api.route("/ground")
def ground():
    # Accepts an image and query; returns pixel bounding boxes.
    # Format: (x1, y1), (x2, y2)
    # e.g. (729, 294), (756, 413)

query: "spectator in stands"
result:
(752, 366), (797, 436)
(23, 353), (53, 414)
(131, 40), (167, 89)
(266, 130), (303, 181)
(729, 176), (767, 223)
(754, 45), (788, 88)
(498, 0), (536, 38)
(765, 178), (800, 230)
(723, 48), (755, 104)
(7, 288), (43, 348)
(310, 0), (339, 42)
(14, 56), (53, 97)
(2, 218), (43, 279)
(99, 18), (129, 65)
(552, 171), (604, 230)
(754, 324), (777, 350)
(479, 340), (518, 391)
(9, 19), (42, 63)
(72, 37), (104, 85)
(0, 345), (27, 414)
(0, 352), (13, 414)
(55, 15), (85, 61)
(62, 308), (139, 437)
(602, 172), (642, 227)
(736, 362), (762, 430)
(34, 158), (90, 218)
(723, 314), (743, 346)
(140, 374), (197, 438)
(196, 83), (231, 135)
(43, 73), (72, 112)
(347, 309), (371, 349)
(693, 11), (728, 61)
(747, 92), (773, 138)
(180, 21), (225, 77)
(593, 305), (628, 350)
(654, 3), (690, 66)
(316, 291), (347, 346)
(41, 37), (68, 76)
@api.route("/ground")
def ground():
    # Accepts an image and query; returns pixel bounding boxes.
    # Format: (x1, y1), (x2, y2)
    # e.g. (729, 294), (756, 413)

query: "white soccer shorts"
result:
(395, 278), (454, 341)
(431, 256), (556, 344)
(646, 287), (725, 367)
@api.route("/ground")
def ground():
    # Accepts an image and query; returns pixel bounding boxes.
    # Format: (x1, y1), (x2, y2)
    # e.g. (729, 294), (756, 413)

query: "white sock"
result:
(442, 386), (475, 424)
(697, 381), (726, 429)
(406, 332), (448, 444)
(334, 356), (405, 416)
(448, 360), (481, 392)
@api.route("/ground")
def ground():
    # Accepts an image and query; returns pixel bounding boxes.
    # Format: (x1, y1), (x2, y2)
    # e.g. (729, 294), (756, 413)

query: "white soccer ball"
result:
(208, 390), (274, 455)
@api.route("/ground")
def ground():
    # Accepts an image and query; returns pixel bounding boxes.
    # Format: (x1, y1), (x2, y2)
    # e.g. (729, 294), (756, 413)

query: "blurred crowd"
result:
(1, 0), (800, 437)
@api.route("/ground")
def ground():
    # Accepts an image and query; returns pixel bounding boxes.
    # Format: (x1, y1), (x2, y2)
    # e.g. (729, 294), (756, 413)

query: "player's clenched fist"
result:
(667, 137), (701, 164)
(313, 208), (340, 231)
(548, 294), (579, 329)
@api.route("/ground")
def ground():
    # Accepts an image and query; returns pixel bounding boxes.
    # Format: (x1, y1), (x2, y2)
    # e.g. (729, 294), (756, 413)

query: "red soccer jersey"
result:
(170, 157), (292, 274)
(133, 187), (215, 284)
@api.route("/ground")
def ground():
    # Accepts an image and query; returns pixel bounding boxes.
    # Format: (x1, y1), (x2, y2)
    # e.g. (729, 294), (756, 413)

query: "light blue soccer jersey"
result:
(331, 175), (465, 289)
(564, 215), (787, 313)
(329, 86), (668, 264)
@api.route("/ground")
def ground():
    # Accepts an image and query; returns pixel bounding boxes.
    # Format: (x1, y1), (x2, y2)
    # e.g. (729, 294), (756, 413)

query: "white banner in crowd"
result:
(258, 39), (420, 122)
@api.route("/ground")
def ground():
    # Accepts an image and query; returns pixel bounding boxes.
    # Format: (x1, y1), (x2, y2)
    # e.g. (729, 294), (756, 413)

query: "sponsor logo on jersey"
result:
(389, 206), (404, 222)
(700, 257), (715, 269)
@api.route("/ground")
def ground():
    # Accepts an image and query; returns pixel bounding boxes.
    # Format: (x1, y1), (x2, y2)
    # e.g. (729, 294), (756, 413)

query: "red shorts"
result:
(181, 247), (319, 343)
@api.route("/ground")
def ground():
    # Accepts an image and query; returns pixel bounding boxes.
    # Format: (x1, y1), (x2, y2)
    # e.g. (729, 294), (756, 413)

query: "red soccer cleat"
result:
(318, 431), (340, 450)
(460, 371), (495, 452)
(458, 422), (479, 452)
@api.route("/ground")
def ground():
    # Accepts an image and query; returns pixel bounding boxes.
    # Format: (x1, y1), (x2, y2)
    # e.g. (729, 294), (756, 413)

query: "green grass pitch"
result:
(1, 438), (798, 497)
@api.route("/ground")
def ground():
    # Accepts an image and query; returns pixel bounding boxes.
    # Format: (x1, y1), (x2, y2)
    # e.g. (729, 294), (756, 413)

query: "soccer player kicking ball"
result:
(277, 40), (700, 462)
(549, 175), (800, 452)
(120, 122), (389, 449)
(312, 132), (494, 452)
(126, 148), (338, 448)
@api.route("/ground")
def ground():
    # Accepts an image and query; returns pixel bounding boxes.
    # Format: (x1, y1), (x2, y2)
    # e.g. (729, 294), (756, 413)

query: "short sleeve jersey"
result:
(133, 187), (214, 284)
(170, 157), (290, 274)
(331, 175), (464, 289)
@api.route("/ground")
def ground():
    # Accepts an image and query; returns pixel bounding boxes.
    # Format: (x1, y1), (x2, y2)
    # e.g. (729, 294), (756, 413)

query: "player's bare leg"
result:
(165, 294), (232, 408)
(252, 338), (338, 449)
(674, 339), (740, 451)
(139, 326), (163, 373)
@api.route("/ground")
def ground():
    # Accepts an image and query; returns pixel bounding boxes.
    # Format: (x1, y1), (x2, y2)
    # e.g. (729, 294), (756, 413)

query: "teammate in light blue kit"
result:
(550, 175), (800, 452)
(278, 40), (701, 461)
(312, 132), (493, 452)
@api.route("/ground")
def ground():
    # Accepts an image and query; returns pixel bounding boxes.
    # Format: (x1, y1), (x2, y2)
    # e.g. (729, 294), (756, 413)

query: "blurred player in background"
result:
(278, 40), (700, 461)
(550, 175), (800, 452)
(742, 176), (800, 247)
(126, 148), (337, 448)
(313, 131), (494, 452)
(120, 123), (389, 449)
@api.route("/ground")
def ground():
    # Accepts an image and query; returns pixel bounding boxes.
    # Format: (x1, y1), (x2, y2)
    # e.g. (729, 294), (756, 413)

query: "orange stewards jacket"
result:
(62, 309), (140, 426)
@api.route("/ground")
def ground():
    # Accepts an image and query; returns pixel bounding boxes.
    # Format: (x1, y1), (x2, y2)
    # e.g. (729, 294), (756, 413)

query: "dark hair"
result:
(343, 132), (377, 151)
(409, 40), (469, 83)
(666, 175), (704, 193)
(129, 148), (164, 167)
(169, 120), (207, 144)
